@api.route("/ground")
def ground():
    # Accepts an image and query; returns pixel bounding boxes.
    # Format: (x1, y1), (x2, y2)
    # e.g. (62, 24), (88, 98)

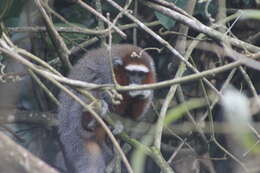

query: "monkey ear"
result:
(112, 56), (123, 67)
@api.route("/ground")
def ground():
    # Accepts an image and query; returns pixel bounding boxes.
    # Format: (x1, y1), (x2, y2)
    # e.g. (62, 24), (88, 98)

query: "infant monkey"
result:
(58, 44), (156, 173)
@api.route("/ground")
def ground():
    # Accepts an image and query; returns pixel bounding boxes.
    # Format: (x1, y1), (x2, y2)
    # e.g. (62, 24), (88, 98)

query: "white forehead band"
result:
(125, 64), (149, 73)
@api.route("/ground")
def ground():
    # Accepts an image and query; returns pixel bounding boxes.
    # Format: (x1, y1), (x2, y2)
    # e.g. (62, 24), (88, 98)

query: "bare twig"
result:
(77, 0), (126, 39)
(28, 70), (60, 105)
(34, 0), (72, 70)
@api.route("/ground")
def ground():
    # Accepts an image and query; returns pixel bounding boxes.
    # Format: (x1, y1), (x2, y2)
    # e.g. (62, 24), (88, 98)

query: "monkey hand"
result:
(82, 99), (108, 132)
(112, 120), (124, 135)
(106, 89), (123, 105)
(100, 99), (109, 117)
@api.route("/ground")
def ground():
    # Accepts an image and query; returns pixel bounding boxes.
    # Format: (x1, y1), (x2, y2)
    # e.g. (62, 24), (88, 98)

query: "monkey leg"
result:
(59, 100), (107, 173)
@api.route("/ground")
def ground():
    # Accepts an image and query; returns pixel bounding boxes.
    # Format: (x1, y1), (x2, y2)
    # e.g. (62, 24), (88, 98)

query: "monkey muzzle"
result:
(128, 84), (152, 99)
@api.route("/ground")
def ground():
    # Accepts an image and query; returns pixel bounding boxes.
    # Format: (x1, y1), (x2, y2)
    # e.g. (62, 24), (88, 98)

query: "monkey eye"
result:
(137, 71), (147, 77)
(127, 70), (147, 78)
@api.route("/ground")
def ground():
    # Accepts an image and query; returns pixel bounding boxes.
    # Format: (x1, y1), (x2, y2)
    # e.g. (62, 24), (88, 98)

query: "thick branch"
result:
(0, 132), (58, 173)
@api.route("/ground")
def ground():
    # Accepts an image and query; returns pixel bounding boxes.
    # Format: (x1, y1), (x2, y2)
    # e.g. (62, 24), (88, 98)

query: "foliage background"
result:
(0, 0), (260, 173)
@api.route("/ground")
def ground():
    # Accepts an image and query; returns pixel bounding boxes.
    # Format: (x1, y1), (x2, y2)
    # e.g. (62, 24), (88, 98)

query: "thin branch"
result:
(8, 21), (161, 35)
(95, 0), (106, 44)
(77, 0), (126, 39)
(43, 2), (111, 35)
(28, 70), (60, 105)
(239, 67), (260, 112)
(34, 0), (72, 70)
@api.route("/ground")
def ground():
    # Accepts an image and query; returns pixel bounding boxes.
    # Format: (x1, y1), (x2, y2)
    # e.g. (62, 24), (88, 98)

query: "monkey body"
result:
(58, 44), (156, 173)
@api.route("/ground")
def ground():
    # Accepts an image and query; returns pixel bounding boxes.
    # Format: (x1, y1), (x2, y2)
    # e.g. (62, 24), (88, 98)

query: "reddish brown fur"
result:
(114, 65), (129, 85)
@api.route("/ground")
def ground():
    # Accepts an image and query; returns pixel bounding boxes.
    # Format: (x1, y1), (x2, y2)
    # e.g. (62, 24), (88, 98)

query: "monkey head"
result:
(112, 47), (156, 100)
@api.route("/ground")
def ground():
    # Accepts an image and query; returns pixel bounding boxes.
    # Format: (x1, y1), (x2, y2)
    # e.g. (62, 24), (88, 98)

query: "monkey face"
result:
(126, 70), (146, 84)
(125, 65), (152, 99)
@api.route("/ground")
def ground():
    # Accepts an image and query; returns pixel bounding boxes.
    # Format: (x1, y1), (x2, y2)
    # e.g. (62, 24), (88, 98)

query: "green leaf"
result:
(155, 12), (176, 30)
(242, 0), (254, 6)
(154, 0), (189, 30)
(194, 1), (217, 18)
